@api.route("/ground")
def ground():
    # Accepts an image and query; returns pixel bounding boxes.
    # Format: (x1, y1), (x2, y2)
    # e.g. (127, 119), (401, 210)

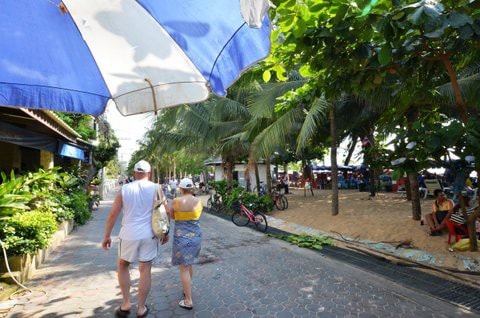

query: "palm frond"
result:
(296, 97), (329, 152)
(251, 107), (304, 159)
(249, 80), (307, 118)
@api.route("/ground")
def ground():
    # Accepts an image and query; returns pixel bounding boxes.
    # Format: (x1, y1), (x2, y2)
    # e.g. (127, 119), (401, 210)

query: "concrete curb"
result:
(266, 215), (480, 273)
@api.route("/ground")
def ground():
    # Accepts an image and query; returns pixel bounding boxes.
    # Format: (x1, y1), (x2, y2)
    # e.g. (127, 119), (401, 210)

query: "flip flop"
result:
(178, 299), (193, 310)
(137, 305), (149, 318)
(115, 306), (131, 317)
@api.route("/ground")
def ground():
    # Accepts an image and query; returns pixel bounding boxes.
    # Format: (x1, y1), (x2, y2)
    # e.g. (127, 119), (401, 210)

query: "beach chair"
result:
(423, 178), (450, 198)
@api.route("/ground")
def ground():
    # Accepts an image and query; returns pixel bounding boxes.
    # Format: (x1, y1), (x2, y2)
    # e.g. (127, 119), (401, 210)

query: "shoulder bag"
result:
(152, 185), (170, 240)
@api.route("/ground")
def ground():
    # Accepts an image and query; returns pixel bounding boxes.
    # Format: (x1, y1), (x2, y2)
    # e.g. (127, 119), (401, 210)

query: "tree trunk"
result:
(254, 161), (261, 195)
(173, 160), (176, 181)
(407, 172), (422, 220)
(344, 136), (358, 166)
(283, 163), (289, 183)
(439, 54), (468, 124)
(223, 156), (234, 190)
(330, 106), (339, 216)
(265, 157), (272, 195)
(404, 173), (412, 201)
(367, 132), (376, 197)
(244, 160), (252, 192)
(303, 161), (314, 197)
(369, 169), (376, 197)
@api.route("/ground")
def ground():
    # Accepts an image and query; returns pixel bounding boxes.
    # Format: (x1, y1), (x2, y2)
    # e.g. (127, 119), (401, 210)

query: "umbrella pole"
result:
(144, 78), (158, 116)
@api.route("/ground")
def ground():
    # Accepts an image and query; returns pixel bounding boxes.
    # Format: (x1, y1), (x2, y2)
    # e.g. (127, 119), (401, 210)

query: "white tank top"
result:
(118, 179), (157, 240)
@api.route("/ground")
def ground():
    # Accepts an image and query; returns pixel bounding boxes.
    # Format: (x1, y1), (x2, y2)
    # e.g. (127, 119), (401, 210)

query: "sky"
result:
(103, 103), (153, 164)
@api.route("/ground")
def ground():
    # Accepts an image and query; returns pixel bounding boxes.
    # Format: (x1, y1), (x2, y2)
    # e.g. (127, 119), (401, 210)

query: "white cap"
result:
(134, 160), (151, 173)
(179, 178), (194, 189)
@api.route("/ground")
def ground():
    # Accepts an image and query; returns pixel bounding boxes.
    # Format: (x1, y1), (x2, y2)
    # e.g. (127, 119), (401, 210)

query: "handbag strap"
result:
(154, 184), (164, 207)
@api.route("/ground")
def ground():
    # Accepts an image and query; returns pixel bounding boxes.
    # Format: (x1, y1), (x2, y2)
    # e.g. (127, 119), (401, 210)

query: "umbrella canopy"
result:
(0, 0), (270, 116)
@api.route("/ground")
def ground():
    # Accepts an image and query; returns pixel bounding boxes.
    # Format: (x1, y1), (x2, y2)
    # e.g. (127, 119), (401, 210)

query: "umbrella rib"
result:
(208, 22), (247, 82)
(144, 78), (158, 115)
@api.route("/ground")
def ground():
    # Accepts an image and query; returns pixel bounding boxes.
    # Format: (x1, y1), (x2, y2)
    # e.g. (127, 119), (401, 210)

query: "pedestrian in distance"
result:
(169, 177), (178, 198)
(102, 160), (168, 318)
(168, 177), (203, 310)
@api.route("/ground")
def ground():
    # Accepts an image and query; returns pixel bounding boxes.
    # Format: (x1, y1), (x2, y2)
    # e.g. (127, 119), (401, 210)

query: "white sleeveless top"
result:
(118, 179), (157, 240)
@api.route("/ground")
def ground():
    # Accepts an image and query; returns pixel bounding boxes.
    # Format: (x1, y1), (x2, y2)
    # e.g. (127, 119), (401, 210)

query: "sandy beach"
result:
(269, 189), (479, 273)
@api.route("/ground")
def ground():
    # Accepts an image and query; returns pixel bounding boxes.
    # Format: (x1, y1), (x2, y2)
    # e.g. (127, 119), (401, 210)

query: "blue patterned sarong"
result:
(172, 220), (202, 266)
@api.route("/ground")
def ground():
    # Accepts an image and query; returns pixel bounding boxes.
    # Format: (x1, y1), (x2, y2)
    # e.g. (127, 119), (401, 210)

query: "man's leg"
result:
(425, 213), (435, 232)
(137, 261), (152, 316)
(425, 213), (440, 233)
(117, 258), (132, 311)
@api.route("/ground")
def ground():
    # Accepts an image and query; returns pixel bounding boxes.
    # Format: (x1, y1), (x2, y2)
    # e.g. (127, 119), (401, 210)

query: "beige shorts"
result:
(118, 237), (158, 263)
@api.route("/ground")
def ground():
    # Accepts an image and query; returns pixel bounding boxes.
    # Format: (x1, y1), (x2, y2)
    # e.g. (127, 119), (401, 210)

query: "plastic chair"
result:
(445, 220), (469, 244)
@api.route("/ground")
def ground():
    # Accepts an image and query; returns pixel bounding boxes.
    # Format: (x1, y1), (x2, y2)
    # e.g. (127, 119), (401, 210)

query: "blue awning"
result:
(58, 142), (85, 160)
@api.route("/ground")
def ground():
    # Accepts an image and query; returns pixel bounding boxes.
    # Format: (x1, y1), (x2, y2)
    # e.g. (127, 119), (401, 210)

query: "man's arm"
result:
(431, 201), (440, 227)
(102, 191), (123, 250)
(443, 199), (455, 224)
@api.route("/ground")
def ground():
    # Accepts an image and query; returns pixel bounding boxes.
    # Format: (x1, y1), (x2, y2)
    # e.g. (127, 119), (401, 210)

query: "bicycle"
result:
(207, 192), (223, 212)
(231, 196), (268, 232)
(271, 188), (288, 210)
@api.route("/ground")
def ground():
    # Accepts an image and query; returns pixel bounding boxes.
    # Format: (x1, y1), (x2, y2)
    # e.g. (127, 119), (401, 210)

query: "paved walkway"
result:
(5, 189), (478, 317)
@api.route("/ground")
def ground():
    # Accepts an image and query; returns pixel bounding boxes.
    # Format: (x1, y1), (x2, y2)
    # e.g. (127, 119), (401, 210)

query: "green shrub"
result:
(67, 190), (91, 225)
(223, 187), (274, 214)
(255, 195), (274, 213)
(0, 209), (58, 255)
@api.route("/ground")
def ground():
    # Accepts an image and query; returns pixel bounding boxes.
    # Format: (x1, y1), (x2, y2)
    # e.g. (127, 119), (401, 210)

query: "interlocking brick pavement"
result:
(4, 189), (476, 317)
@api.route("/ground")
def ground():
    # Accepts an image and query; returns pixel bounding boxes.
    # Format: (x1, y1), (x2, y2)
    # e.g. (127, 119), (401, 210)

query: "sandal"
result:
(178, 299), (193, 310)
(137, 305), (149, 318)
(115, 306), (131, 317)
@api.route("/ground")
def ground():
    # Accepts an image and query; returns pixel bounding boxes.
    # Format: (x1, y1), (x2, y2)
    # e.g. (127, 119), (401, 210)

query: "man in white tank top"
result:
(102, 160), (168, 318)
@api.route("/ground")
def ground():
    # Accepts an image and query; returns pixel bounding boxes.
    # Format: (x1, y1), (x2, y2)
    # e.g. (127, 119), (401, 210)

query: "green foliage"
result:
(387, 110), (480, 174)
(255, 195), (274, 213)
(223, 186), (247, 211)
(0, 209), (58, 255)
(270, 233), (334, 250)
(207, 181), (275, 214)
(93, 139), (120, 169)
(54, 112), (96, 140)
(208, 180), (233, 199)
(66, 190), (92, 225)
(0, 167), (97, 257)
(51, 193), (75, 223)
(0, 171), (31, 218)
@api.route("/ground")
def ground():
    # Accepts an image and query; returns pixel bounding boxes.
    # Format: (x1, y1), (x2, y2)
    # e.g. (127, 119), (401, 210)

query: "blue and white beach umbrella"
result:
(0, 0), (271, 116)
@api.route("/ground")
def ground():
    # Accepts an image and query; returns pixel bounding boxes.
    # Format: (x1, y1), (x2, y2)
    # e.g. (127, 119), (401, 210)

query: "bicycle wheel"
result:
(232, 211), (250, 226)
(274, 196), (285, 210)
(280, 195), (288, 209)
(253, 212), (268, 232)
(213, 199), (223, 212)
(207, 198), (213, 210)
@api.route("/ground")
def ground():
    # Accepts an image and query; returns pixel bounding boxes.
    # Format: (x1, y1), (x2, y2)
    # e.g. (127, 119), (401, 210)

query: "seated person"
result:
(425, 189), (454, 236)
(450, 194), (478, 232)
